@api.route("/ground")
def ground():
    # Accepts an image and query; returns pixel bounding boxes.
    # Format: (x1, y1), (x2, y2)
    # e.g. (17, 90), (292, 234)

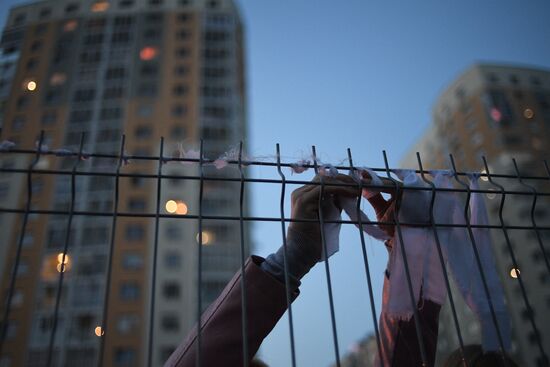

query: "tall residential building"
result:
(0, 0), (248, 366)
(402, 63), (550, 367)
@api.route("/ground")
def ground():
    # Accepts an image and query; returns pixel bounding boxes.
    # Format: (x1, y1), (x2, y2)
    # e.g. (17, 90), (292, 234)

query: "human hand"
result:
(288, 173), (360, 262)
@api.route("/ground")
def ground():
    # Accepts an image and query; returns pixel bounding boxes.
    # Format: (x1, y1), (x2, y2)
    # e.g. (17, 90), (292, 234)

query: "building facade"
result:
(402, 63), (550, 366)
(0, 0), (247, 366)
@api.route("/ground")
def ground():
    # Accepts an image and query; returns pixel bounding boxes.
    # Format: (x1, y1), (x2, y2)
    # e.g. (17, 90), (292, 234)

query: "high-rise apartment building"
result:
(0, 0), (247, 366)
(402, 63), (550, 366)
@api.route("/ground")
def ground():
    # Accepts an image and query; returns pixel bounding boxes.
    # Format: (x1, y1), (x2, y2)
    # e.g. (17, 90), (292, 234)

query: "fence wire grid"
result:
(0, 132), (549, 367)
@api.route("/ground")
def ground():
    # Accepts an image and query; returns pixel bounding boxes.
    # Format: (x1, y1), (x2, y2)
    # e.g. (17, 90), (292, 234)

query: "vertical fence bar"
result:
(381, 150), (428, 366)
(98, 135), (126, 367)
(346, 149), (384, 366)
(448, 155), (507, 363)
(46, 133), (85, 367)
(237, 142), (249, 367)
(0, 131), (45, 357)
(415, 153), (467, 367)
(196, 140), (204, 367)
(147, 137), (165, 367)
(511, 159), (550, 276)
(482, 157), (547, 365)
(311, 146), (341, 367)
(275, 144), (297, 367)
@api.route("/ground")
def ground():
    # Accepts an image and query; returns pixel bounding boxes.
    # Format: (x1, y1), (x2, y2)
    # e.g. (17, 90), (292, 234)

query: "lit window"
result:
(56, 253), (71, 273)
(50, 73), (67, 86)
(165, 200), (178, 213)
(196, 231), (212, 245)
(140, 46), (158, 61)
(23, 79), (37, 91)
(523, 108), (534, 119)
(95, 326), (104, 336)
(63, 20), (78, 32)
(510, 268), (520, 279)
(91, 1), (110, 12)
(490, 108), (502, 122)
(165, 200), (187, 215)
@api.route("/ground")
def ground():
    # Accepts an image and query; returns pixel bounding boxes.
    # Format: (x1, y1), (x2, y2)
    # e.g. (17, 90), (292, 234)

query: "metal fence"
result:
(0, 131), (549, 367)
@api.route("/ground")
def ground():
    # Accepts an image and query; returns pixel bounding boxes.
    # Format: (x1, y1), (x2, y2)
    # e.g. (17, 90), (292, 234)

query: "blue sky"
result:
(2, 0), (550, 366)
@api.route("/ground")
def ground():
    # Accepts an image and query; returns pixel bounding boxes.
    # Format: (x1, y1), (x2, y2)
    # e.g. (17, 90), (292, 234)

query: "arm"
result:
(165, 174), (360, 367)
(164, 256), (295, 367)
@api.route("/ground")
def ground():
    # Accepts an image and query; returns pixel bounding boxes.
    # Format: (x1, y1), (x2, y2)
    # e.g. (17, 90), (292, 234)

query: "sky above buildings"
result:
(1, 0), (550, 366)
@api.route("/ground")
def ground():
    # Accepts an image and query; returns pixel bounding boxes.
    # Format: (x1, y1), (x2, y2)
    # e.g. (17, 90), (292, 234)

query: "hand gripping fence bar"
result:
(0, 135), (549, 367)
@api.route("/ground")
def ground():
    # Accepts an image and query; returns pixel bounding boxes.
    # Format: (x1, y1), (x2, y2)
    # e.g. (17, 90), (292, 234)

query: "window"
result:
(119, 283), (140, 301)
(80, 50), (102, 64)
(11, 116), (25, 130)
(205, 31), (228, 42)
(30, 40), (43, 52)
(174, 65), (188, 76)
(82, 226), (109, 246)
(140, 46), (158, 61)
(163, 282), (180, 299)
(13, 13), (26, 26)
(26, 58), (38, 70)
(203, 106), (230, 118)
(105, 67), (126, 80)
(103, 86), (125, 100)
(72, 283), (101, 306)
(130, 176), (145, 188)
(125, 224), (144, 241)
(137, 105), (153, 117)
(171, 125), (186, 138)
(116, 314), (139, 334)
(143, 28), (162, 40)
(91, 1), (110, 12)
(50, 73), (67, 86)
(84, 33), (104, 45)
(135, 125), (152, 139)
(203, 67), (228, 78)
(114, 348), (136, 366)
(165, 224), (182, 239)
(65, 3), (79, 13)
(173, 84), (187, 96)
(149, 0), (163, 5)
(165, 252), (181, 268)
(207, 0), (219, 8)
(178, 13), (191, 23)
(171, 105), (187, 117)
(114, 16), (134, 26)
(176, 47), (190, 58)
(34, 23), (48, 34)
(118, 0), (135, 8)
(16, 96), (29, 109)
(203, 49), (228, 59)
(73, 89), (96, 103)
(145, 12), (163, 23)
(128, 198), (146, 211)
(70, 110), (93, 123)
(100, 107), (123, 120)
(137, 83), (157, 97)
(161, 315), (179, 332)
(122, 253), (143, 270)
(140, 64), (158, 76)
(39, 8), (52, 19)
(177, 29), (190, 40)
(111, 32), (131, 44)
